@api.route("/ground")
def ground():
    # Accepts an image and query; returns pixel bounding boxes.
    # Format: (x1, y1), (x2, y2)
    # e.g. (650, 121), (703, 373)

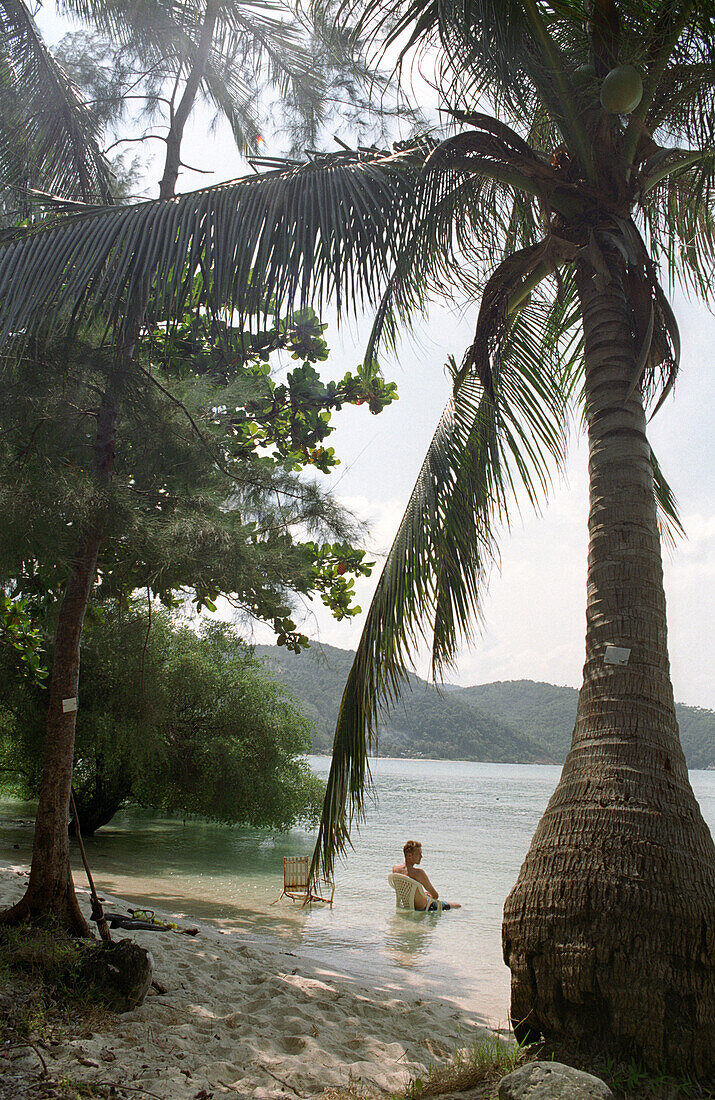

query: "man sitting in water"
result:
(392, 840), (462, 911)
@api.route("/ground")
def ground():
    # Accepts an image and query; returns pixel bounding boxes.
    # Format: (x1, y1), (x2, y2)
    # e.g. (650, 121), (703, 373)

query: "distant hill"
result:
(459, 681), (714, 770)
(458, 680), (579, 761)
(256, 644), (550, 763)
(256, 644), (714, 770)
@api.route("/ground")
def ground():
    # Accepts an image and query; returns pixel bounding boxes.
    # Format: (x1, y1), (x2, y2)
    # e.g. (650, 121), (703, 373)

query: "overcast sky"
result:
(37, 7), (715, 708)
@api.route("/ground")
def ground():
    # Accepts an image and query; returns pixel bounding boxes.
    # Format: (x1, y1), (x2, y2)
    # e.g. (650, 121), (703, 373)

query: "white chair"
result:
(388, 872), (441, 912)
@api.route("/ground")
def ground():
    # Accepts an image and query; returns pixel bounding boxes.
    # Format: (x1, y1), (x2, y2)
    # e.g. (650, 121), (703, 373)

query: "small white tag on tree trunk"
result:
(62, 697), (78, 713)
(604, 645), (631, 666)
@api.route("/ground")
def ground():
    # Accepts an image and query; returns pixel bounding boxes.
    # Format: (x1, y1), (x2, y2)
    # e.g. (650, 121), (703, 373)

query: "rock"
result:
(498, 1061), (614, 1099)
(79, 938), (153, 1012)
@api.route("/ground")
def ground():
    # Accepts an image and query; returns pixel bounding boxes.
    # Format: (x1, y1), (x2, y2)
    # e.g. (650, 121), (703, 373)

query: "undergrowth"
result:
(404, 1032), (527, 1097)
(0, 923), (110, 1040)
(539, 1042), (715, 1100)
(318, 1036), (715, 1100)
(0, 925), (117, 1099)
(598, 1055), (715, 1100)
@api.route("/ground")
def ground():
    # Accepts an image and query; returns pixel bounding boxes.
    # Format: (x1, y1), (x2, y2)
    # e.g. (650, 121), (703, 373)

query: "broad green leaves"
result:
(0, 595), (47, 685)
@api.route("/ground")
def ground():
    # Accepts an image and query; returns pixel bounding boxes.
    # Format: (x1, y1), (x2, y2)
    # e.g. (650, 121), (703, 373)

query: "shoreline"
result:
(1, 862), (500, 1098)
(0, 794), (515, 1030)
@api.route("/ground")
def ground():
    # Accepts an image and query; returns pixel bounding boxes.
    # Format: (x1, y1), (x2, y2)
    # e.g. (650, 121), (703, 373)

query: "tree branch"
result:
(178, 160), (214, 175)
(103, 133), (167, 155)
(137, 365), (307, 500)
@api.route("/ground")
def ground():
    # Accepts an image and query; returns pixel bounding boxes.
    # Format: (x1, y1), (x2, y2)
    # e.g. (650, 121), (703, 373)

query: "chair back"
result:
(388, 872), (428, 910)
(284, 856), (310, 891)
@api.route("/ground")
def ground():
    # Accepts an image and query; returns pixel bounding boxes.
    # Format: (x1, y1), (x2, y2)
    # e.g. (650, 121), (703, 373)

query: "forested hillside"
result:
(256, 644), (715, 770)
(459, 681), (715, 770)
(256, 645), (549, 762)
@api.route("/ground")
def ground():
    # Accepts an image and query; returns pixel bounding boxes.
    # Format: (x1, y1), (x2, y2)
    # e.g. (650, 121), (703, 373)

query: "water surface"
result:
(2, 759), (713, 1027)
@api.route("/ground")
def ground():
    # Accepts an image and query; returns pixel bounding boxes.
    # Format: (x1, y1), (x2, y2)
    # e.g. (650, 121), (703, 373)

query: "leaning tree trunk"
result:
(502, 254), (715, 1076)
(0, 11), (218, 936)
(0, 384), (121, 935)
(70, 765), (133, 837)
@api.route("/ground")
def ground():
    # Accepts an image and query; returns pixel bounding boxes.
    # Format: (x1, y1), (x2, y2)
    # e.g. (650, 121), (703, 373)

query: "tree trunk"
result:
(71, 767), (132, 836)
(502, 254), (715, 1076)
(158, 2), (217, 202)
(1, 11), (219, 936)
(1, 386), (120, 934)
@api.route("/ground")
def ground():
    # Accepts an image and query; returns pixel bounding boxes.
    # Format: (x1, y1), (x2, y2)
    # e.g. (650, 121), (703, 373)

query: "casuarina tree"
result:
(0, 0), (713, 1075)
(0, 0), (390, 936)
(3, 608), (327, 835)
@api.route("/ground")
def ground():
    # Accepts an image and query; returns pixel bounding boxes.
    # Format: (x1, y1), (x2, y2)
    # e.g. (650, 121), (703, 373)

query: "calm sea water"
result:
(2, 759), (714, 1027)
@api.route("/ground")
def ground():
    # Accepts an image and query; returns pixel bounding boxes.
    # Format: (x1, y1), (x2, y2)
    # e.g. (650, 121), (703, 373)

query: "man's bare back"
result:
(393, 840), (461, 910)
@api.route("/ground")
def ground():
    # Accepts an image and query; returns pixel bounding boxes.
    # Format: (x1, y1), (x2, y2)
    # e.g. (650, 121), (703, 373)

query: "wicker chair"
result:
(273, 856), (334, 907)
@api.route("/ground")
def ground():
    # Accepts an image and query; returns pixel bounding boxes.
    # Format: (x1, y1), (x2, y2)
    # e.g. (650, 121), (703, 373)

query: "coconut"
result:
(600, 64), (643, 114)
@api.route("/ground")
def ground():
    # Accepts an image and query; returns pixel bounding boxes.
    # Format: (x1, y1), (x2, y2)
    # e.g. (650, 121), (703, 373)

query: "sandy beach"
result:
(1, 863), (497, 1098)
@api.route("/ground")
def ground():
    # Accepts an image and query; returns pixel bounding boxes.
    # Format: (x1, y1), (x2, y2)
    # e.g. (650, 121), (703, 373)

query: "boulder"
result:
(80, 938), (153, 1011)
(498, 1061), (613, 1099)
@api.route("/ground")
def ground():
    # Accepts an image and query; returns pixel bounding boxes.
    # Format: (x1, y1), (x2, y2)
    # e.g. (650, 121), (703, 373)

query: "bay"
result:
(2, 759), (713, 1028)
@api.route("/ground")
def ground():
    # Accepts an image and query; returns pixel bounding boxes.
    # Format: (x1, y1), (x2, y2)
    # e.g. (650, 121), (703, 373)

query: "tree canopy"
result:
(0, 302), (393, 644)
(0, 0), (403, 939)
(2, 605), (325, 833)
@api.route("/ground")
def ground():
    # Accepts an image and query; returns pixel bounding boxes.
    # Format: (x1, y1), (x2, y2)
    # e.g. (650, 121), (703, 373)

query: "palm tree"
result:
(0, 0), (113, 214)
(0, 0), (713, 1073)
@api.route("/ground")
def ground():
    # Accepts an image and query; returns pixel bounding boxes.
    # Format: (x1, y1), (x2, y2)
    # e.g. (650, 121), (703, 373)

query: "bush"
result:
(2, 605), (325, 833)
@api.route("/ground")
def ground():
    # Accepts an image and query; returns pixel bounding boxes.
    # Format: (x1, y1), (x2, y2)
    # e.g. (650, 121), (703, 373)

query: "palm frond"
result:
(58, 0), (186, 57)
(312, 269), (581, 880)
(648, 63), (715, 149)
(430, 272), (580, 677)
(362, 124), (555, 362)
(0, 0), (112, 202)
(651, 447), (684, 553)
(362, 165), (516, 360)
(0, 143), (432, 346)
(312, 388), (474, 876)
(623, 3), (713, 158)
(595, 218), (681, 417)
(214, 0), (319, 98)
(639, 153), (715, 299)
(200, 50), (260, 152)
(58, 0), (327, 156)
(71, 0), (323, 107)
(320, 0), (597, 174)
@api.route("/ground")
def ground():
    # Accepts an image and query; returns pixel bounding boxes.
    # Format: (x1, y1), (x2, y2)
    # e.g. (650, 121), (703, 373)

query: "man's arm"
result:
(412, 867), (439, 899)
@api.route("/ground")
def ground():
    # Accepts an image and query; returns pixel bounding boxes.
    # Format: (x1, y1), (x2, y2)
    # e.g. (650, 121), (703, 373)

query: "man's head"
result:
(403, 840), (422, 866)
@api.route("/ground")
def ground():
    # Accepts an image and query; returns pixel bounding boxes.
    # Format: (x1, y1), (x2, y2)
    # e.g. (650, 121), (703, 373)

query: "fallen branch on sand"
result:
(103, 910), (199, 935)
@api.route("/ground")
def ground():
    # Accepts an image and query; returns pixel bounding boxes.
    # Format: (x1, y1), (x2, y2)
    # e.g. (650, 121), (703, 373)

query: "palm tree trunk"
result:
(502, 253), (715, 1076)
